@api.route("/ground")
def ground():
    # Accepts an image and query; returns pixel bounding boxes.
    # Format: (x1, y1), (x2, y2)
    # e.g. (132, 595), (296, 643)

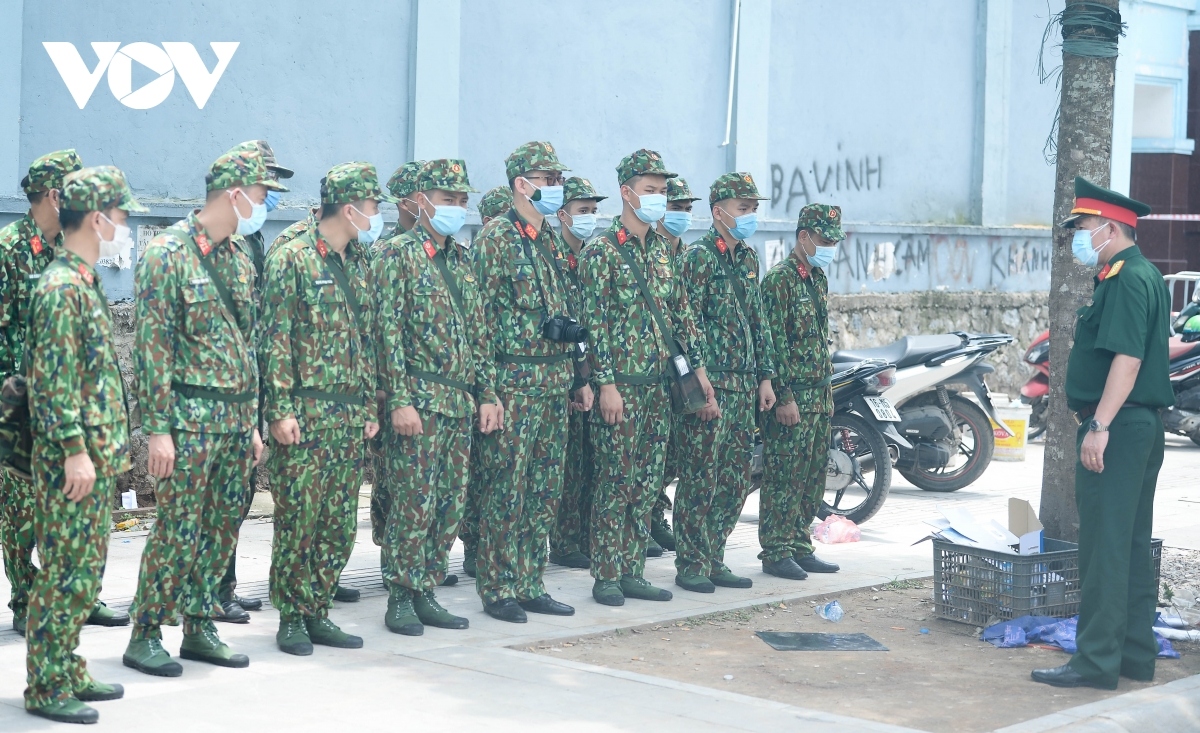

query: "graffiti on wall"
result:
(770, 153), (884, 214)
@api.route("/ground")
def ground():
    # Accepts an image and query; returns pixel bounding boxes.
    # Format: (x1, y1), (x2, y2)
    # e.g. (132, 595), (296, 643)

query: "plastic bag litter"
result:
(813, 515), (861, 544)
(981, 614), (1180, 659)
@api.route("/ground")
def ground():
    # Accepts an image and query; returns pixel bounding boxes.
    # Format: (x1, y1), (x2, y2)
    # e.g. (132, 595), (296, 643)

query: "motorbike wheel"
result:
(900, 394), (994, 492)
(1190, 431), (1200, 448)
(817, 411), (892, 525)
(1027, 395), (1048, 440)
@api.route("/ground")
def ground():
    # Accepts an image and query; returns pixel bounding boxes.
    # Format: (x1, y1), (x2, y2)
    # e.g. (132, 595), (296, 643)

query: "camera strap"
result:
(506, 209), (556, 320)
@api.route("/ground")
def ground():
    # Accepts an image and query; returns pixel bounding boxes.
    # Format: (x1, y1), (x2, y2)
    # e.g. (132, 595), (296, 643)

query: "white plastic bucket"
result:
(990, 396), (1031, 462)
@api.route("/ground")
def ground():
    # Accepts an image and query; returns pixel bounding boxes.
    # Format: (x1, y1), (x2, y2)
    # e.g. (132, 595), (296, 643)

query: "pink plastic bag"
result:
(813, 515), (861, 544)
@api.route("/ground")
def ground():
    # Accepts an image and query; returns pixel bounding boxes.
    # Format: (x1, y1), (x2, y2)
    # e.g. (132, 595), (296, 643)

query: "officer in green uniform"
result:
(459, 184), (514, 579)
(261, 162), (389, 655)
(578, 149), (713, 606)
(673, 173), (777, 593)
(1032, 177), (1173, 690)
(649, 176), (703, 554)
(123, 145), (285, 677)
(23, 166), (143, 724)
(759, 203), (844, 580)
(373, 159), (499, 636)
(548, 176), (605, 570)
(0, 149), (128, 635)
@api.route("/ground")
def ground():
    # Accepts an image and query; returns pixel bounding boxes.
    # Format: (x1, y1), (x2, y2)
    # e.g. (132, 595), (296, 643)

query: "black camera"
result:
(542, 314), (588, 344)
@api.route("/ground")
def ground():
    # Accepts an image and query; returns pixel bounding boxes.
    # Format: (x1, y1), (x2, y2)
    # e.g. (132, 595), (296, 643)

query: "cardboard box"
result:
(1009, 498), (1044, 555)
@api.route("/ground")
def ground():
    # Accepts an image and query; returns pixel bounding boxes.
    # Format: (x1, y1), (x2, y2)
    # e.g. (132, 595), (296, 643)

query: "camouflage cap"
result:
(504, 141), (569, 181)
(22, 149), (84, 194)
(61, 166), (148, 213)
(796, 203), (845, 242)
(666, 176), (701, 203)
(709, 172), (768, 204)
(206, 146), (288, 193)
(387, 160), (426, 199)
(616, 149), (677, 185)
(563, 176), (607, 204)
(232, 139), (293, 179)
(415, 159), (477, 194)
(478, 186), (513, 219)
(321, 162), (399, 204)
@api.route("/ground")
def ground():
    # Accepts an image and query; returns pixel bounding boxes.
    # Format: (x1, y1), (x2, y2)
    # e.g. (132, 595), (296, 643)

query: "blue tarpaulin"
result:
(981, 615), (1180, 659)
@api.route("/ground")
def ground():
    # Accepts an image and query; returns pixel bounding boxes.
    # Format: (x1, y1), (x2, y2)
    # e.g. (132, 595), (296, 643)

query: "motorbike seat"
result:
(1169, 336), (1200, 361)
(833, 334), (964, 369)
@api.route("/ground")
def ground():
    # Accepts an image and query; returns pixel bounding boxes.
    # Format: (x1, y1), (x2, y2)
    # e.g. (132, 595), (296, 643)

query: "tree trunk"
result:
(1039, 0), (1120, 542)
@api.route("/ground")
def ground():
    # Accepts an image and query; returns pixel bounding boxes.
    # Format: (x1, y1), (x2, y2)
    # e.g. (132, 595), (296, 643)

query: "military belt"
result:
(171, 381), (255, 404)
(613, 372), (663, 386)
(405, 368), (475, 395)
(706, 366), (755, 374)
(497, 352), (573, 365)
(291, 388), (365, 407)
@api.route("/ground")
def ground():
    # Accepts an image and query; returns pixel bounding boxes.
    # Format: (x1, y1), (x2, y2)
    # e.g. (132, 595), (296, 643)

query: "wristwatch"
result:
(1088, 418), (1108, 433)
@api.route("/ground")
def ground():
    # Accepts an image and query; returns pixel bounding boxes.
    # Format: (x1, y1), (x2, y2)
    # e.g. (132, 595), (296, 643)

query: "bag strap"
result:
(188, 238), (242, 326)
(604, 229), (683, 360)
(420, 235), (467, 317)
(506, 209), (556, 318)
(703, 238), (750, 318)
(324, 249), (364, 332)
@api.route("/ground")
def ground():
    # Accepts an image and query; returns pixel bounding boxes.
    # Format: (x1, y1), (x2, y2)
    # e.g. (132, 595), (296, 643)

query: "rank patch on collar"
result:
(796, 261), (810, 280)
(196, 233), (212, 256)
(1101, 260), (1124, 280)
(523, 223), (538, 239)
(30, 235), (42, 255)
(716, 237), (728, 254)
(316, 239), (328, 257)
(423, 240), (438, 259)
(616, 228), (628, 245)
(567, 254), (578, 270)
(77, 264), (93, 284)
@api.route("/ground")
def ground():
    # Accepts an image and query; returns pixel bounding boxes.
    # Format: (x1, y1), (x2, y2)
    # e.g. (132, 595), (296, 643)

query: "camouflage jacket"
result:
(267, 209), (318, 265)
(372, 223), (496, 418)
(0, 214), (58, 378)
(679, 229), (775, 393)
(579, 218), (706, 386)
(473, 210), (574, 397)
(761, 256), (832, 413)
(232, 231), (266, 296)
(560, 243), (586, 323)
(259, 229), (377, 430)
(135, 212), (259, 435)
(28, 250), (130, 476)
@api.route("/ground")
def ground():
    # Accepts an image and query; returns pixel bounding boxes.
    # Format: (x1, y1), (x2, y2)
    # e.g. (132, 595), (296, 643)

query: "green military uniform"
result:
(653, 176), (703, 549)
(126, 146), (286, 672)
(0, 150), (83, 632)
(1061, 178), (1173, 688)
(473, 142), (577, 612)
(674, 173), (775, 588)
(758, 204), (842, 563)
(549, 177), (606, 567)
(458, 183), (514, 575)
(373, 159), (493, 632)
(23, 167), (141, 720)
(270, 208), (319, 260)
(578, 150), (706, 602)
(377, 161), (425, 246)
(260, 163), (387, 644)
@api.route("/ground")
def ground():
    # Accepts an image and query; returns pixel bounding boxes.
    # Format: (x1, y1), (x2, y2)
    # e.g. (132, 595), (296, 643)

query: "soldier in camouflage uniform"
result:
(123, 145), (285, 676)
(759, 203), (844, 580)
(22, 167), (143, 724)
(578, 150), (713, 606)
(649, 176), (703, 554)
(378, 160), (426, 245)
(473, 142), (593, 622)
(373, 159), (500, 636)
(261, 162), (389, 655)
(548, 176), (605, 570)
(0, 150), (128, 635)
(459, 184), (514, 579)
(673, 173), (777, 593)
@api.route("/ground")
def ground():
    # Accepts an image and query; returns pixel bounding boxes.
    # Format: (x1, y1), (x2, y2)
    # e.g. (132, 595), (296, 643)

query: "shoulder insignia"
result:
(1105, 260), (1124, 279)
(30, 235), (42, 255)
(77, 264), (93, 285)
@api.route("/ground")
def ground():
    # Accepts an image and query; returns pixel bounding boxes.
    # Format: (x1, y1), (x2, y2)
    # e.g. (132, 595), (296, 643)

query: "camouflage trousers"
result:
(651, 418), (679, 525)
(476, 393), (568, 605)
(0, 470), (37, 617)
(549, 407), (593, 557)
(25, 448), (113, 709)
(758, 410), (829, 561)
(590, 382), (670, 582)
(369, 404), (390, 547)
(456, 429), (485, 559)
(218, 462), (258, 601)
(130, 430), (254, 627)
(269, 426), (364, 619)
(674, 389), (756, 576)
(381, 410), (470, 592)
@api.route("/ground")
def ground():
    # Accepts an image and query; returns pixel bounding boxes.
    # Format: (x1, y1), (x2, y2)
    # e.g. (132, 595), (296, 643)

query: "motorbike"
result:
(1020, 330), (1050, 439)
(832, 332), (1015, 493)
(750, 358), (909, 525)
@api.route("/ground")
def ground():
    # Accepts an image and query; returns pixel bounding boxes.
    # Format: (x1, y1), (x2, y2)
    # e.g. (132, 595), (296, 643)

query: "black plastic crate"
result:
(933, 537), (1163, 625)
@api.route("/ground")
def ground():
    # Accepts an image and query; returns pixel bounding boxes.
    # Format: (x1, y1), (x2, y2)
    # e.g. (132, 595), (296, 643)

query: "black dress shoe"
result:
(440, 574), (459, 587)
(333, 585), (361, 603)
(762, 557), (808, 580)
(215, 599), (250, 624)
(519, 594), (575, 616)
(484, 598), (528, 624)
(1031, 664), (1116, 690)
(233, 595), (262, 612)
(795, 553), (840, 574)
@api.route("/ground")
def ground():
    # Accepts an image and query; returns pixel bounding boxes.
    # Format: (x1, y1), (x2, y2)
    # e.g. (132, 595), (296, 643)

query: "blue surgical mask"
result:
(232, 189), (268, 236)
(567, 213), (597, 241)
(353, 206), (384, 244)
(264, 190), (281, 212)
(808, 244), (838, 270)
(631, 192), (667, 223)
(527, 181), (564, 216)
(661, 211), (692, 238)
(1071, 224), (1109, 267)
(430, 205), (468, 236)
(725, 211), (758, 241)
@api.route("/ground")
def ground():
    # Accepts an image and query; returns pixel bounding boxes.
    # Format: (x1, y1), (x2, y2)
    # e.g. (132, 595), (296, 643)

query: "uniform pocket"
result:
(303, 282), (348, 331)
(182, 283), (221, 335)
(511, 262), (541, 310)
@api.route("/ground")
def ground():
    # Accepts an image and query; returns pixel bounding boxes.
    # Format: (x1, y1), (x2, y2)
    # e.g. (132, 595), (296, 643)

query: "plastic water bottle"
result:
(816, 600), (844, 622)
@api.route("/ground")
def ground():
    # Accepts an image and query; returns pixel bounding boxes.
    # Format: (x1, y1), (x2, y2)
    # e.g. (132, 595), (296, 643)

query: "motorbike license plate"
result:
(863, 396), (901, 422)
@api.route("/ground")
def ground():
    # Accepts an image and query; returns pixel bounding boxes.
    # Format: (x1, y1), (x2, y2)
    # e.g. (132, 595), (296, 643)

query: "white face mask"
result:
(98, 213), (133, 259)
